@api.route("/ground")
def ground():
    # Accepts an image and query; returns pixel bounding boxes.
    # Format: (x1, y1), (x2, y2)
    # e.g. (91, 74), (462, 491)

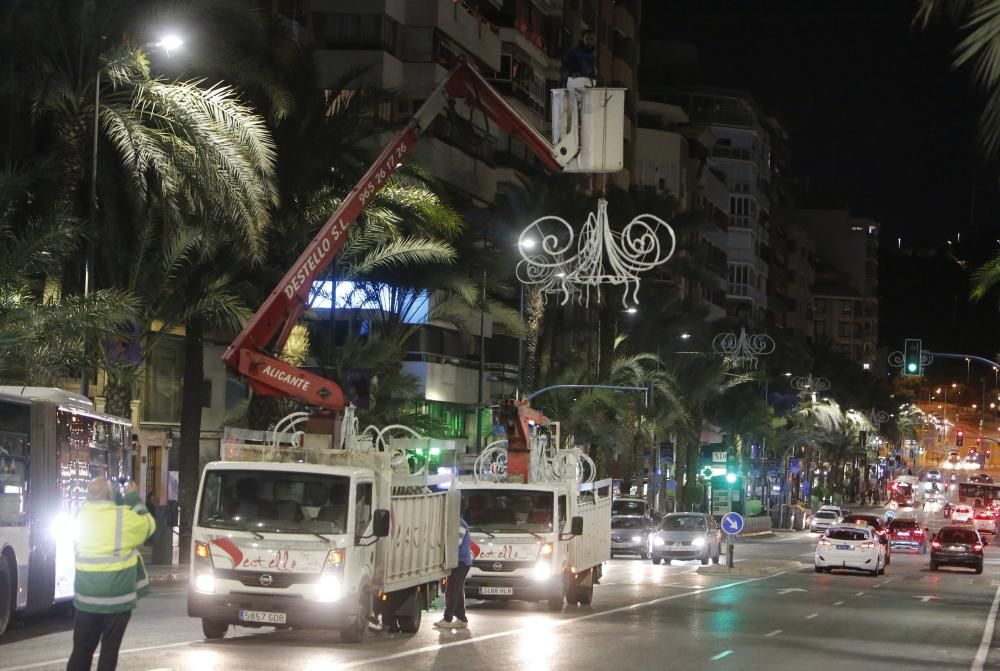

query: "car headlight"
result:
(653, 535), (665, 547)
(631, 535), (642, 542)
(315, 573), (342, 602)
(691, 537), (706, 547)
(194, 573), (216, 594)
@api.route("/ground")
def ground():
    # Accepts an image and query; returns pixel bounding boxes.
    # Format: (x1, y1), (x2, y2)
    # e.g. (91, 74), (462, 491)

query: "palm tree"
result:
(0, 163), (138, 384)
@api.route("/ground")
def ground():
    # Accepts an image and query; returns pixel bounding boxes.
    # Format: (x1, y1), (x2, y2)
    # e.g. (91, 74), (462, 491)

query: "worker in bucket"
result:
(435, 517), (473, 629)
(561, 28), (597, 88)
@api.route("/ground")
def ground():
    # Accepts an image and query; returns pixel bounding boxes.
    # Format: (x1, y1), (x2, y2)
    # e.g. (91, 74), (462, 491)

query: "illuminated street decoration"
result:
(711, 328), (775, 369)
(888, 347), (933, 370)
(515, 198), (676, 307)
(791, 374), (831, 395)
(869, 408), (890, 433)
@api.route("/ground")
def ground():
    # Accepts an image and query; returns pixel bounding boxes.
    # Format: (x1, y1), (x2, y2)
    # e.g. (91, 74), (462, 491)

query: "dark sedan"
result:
(610, 515), (653, 559)
(931, 525), (987, 573)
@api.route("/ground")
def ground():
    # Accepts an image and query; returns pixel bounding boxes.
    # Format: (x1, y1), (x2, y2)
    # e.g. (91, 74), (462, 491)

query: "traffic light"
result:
(957, 427), (965, 447)
(903, 338), (922, 376)
(725, 472), (737, 485)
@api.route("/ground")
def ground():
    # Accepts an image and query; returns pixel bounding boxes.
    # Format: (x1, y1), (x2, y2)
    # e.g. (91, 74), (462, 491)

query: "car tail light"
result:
(818, 539), (832, 547)
(860, 541), (876, 549)
(974, 543), (984, 551)
(932, 540), (942, 549)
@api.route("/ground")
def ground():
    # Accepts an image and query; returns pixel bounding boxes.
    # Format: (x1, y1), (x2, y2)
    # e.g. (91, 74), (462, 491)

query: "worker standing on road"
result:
(435, 517), (473, 629)
(67, 478), (155, 671)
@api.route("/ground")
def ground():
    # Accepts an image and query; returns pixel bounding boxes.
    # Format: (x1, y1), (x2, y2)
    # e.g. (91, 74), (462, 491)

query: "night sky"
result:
(644, 1), (1000, 366)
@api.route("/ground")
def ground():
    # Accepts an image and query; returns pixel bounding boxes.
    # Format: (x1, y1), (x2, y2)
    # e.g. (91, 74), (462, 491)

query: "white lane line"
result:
(972, 584), (1000, 671)
(833, 601), (844, 606)
(710, 650), (733, 661)
(764, 629), (783, 637)
(334, 574), (787, 671)
(1, 640), (196, 671)
(855, 591), (866, 596)
(805, 612), (819, 620)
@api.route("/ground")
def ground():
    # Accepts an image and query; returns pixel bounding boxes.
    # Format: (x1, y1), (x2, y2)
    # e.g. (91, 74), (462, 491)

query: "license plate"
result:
(480, 586), (513, 596)
(672, 543), (684, 548)
(950, 546), (965, 551)
(836, 544), (851, 550)
(238, 610), (287, 624)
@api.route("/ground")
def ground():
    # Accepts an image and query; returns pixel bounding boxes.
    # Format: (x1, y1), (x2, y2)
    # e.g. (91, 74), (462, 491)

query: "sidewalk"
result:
(141, 547), (188, 585)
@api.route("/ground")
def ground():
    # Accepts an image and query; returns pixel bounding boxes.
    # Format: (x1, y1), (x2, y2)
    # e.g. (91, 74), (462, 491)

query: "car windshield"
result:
(938, 528), (977, 543)
(198, 470), (350, 534)
(612, 499), (646, 516)
(612, 517), (645, 529)
(816, 511), (838, 519)
(890, 520), (919, 529)
(826, 528), (868, 541)
(660, 515), (706, 531)
(461, 489), (557, 532)
(845, 517), (882, 529)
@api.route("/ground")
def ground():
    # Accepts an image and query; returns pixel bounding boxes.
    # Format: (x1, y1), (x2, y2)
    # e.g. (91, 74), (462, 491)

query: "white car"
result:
(926, 469), (942, 482)
(810, 509), (841, 533)
(815, 524), (886, 576)
(974, 511), (997, 535)
(952, 504), (975, 523)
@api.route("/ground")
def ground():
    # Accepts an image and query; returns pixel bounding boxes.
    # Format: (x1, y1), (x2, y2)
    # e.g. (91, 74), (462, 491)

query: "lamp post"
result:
(82, 33), (184, 397)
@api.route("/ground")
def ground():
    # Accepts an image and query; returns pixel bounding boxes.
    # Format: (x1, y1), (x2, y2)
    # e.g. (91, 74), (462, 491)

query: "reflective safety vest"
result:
(74, 492), (156, 614)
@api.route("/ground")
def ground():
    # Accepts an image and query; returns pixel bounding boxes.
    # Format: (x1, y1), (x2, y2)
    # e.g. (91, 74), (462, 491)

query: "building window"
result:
(815, 321), (826, 337)
(839, 300), (853, 316)
(312, 13), (402, 57)
(144, 337), (183, 423)
(837, 321), (851, 338)
(814, 298), (826, 312)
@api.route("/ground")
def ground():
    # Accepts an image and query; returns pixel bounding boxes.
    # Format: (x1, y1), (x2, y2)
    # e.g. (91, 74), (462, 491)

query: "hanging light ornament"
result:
(711, 327), (775, 369)
(791, 373), (831, 394)
(515, 198), (676, 307)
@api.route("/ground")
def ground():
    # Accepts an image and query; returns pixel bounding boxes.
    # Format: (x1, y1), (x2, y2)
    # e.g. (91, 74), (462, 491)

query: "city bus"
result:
(0, 388), (132, 636)
(956, 482), (1000, 508)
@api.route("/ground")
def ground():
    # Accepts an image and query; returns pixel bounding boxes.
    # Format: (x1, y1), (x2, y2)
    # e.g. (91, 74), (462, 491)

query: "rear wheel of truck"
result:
(340, 591), (371, 644)
(576, 581), (594, 606)
(396, 589), (424, 634)
(201, 619), (228, 639)
(0, 557), (12, 637)
(546, 576), (565, 611)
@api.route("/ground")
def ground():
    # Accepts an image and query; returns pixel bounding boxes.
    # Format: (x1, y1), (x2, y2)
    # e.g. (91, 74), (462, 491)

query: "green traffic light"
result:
(726, 473), (737, 484)
(907, 362), (917, 372)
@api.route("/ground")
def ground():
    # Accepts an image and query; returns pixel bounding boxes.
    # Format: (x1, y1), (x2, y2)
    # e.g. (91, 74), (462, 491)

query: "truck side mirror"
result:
(571, 516), (584, 536)
(373, 509), (390, 538)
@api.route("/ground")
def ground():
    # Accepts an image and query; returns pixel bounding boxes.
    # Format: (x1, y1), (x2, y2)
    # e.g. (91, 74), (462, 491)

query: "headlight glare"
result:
(194, 573), (216, 594)
(653, 536), (665, 547)
(631, 535), (641, 542)
(315, 574), (342, 602)
(532, 560), (552, 581)
(691, 536), (706, 547)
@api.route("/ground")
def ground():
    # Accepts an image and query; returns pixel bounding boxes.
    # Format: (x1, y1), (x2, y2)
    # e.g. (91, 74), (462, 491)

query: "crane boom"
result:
(223, 57), (577, 410)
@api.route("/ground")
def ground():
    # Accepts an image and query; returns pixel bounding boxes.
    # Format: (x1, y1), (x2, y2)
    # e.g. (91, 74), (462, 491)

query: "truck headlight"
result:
(532, 560), (552, 581)
(194, 573), (216, 594)
(315, 574), (342, 602)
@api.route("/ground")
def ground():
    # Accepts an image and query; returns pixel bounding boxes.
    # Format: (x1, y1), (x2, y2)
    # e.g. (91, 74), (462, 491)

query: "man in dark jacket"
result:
(67, 478), (155, 671)
(561, 29), (597, 85)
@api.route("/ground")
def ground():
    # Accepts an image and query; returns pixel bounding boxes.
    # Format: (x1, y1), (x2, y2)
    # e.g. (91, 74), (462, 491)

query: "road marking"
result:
(805, 612), (819, 619)
(331, 574), (787, 670)
(915, 595), (939, 603)
(972, 584), (1000, 671)
(777, 588), (807, 595)
(0, 640), (197, 671)
(710, 650), (733, 661)
(855, 591), (865, 596)
(764, 629), (783, 637)
(833, 601), (843, 606)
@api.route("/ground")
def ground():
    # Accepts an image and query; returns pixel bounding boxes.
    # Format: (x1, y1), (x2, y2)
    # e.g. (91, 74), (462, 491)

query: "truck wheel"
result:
(651, 558), (660, 566)
(396, 590), (424, 634)
(340, 591), (371, 643)
(0, 558), (11, 637)
(546, 577), (565, 611)
(201, 619), (228, 639)
(577, 582), (594, 606)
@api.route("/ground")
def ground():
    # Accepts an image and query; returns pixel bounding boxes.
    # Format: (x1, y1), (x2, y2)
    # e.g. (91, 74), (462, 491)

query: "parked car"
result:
(931, 526), (987, 573)
(610, 515), (654, 559)
(887, 518), (928, 553)
(649, 513), (722, 566)
(815, 524), (886, 576)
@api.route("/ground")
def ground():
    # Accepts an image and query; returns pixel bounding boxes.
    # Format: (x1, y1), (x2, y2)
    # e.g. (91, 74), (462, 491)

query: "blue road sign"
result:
(721, 512), (744, 535)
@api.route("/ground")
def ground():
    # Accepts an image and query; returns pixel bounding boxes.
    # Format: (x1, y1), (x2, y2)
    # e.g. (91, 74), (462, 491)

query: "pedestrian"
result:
(561, 28), (597, 86)
(435, 517), (473, 629)
(67, 477), (156, 671)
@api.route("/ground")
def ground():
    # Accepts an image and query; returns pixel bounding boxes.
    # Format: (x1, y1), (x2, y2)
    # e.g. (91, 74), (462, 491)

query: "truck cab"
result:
(458, 478), (610, 611)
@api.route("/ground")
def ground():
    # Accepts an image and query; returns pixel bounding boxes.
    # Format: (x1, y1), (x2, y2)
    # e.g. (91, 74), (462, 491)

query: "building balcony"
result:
(614, 3), (637, 37)
(433, 0), (502, 70)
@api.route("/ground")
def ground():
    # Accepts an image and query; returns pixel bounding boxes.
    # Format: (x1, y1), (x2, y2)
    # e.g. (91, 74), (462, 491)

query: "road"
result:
(3, 509), (1000, 670)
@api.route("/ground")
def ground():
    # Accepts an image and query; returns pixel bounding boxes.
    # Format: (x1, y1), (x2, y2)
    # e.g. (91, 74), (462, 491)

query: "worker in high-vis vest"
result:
(67, 477), (155, 671)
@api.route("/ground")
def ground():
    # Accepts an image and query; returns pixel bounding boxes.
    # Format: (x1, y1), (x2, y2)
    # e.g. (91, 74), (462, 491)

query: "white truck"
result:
(457, 400), (612, 610)
(187, 418), (458, 642)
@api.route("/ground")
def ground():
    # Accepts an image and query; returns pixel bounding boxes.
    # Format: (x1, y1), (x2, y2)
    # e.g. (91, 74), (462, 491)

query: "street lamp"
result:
(83, 32), (185, 397)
